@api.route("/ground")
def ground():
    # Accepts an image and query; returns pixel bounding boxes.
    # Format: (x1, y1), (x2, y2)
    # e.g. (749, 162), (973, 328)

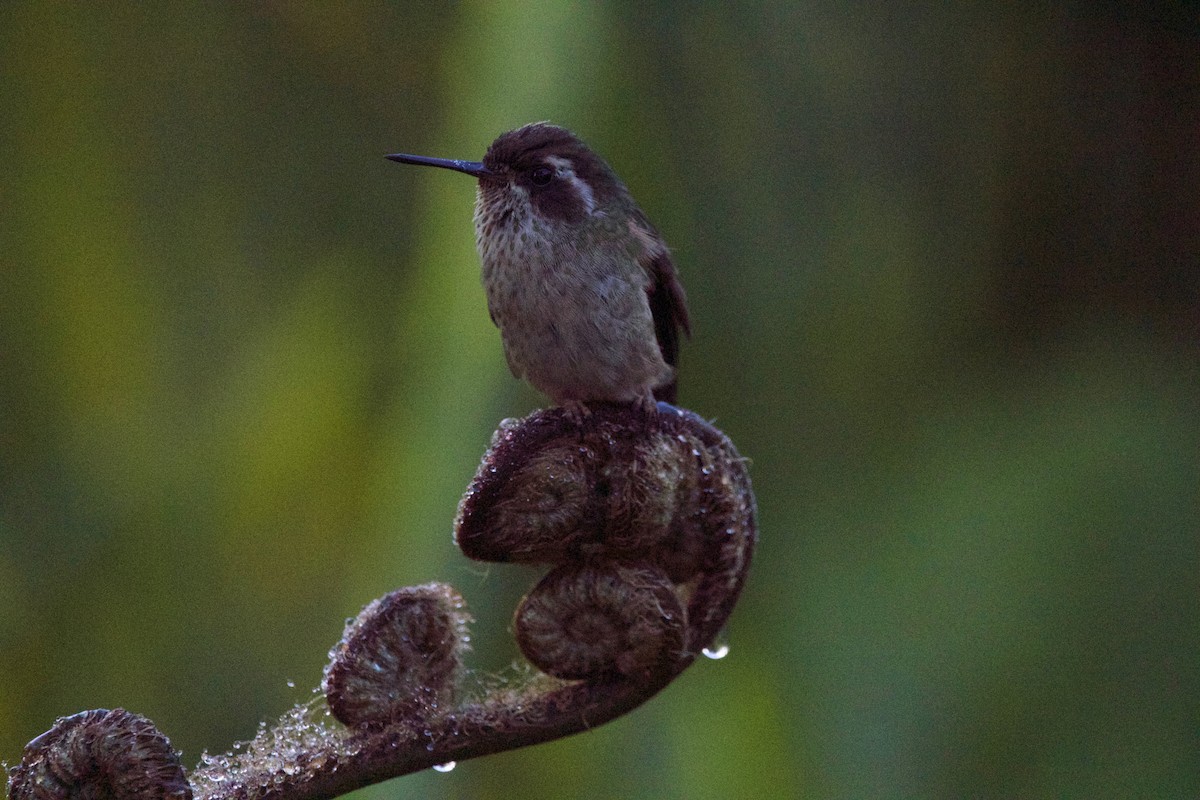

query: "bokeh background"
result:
(2, 4), (1196, 798)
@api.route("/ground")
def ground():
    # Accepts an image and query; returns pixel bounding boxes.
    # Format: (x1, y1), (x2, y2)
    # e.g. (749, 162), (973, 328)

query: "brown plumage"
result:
(388, 122), (690, 412)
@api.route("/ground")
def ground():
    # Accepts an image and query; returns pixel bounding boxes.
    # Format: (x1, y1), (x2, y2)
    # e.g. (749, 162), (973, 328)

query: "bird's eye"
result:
(530, 166), (554, 186)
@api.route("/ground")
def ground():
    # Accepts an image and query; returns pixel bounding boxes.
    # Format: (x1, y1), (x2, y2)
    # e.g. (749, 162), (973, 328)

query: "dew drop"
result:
(286, 679), (296, 688)
(702, 630), (730, 660)
(433, 761), (456, 773)
(702, 643), (730, 659)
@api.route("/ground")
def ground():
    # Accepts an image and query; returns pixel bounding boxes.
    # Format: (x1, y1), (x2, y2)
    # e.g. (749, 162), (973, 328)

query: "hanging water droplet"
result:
(433, 761), (456, 773)
(702, 642), (729, 659)
(702, 629), (730, 660)
(286, 679), (296, 688)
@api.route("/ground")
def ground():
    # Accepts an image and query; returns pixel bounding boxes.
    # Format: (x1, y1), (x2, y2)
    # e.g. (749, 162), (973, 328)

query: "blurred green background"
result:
(2, 4), (1196, 798)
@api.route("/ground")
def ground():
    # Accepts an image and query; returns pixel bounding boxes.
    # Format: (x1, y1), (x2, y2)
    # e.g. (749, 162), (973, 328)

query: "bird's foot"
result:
(561, 399), (593, 426)
(634, 391), (660, 416)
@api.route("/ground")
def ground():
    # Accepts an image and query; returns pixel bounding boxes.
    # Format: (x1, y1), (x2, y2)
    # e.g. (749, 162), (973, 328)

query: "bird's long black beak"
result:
(385, 153), (494, 179)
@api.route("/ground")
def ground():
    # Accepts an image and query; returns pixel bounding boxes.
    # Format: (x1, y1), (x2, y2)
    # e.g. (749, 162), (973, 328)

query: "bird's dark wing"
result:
(630, 214), (691, 403)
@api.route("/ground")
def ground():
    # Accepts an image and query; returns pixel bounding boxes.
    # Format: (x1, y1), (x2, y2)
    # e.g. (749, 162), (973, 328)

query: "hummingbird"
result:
(386, 122), (690, 417)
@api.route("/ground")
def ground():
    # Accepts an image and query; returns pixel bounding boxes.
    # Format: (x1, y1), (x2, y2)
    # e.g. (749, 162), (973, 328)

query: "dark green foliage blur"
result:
(1, 4), (1196, 799)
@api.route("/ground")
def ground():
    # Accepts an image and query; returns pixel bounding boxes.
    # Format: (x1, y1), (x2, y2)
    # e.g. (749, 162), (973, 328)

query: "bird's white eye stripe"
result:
(545, 156), (597, 215)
